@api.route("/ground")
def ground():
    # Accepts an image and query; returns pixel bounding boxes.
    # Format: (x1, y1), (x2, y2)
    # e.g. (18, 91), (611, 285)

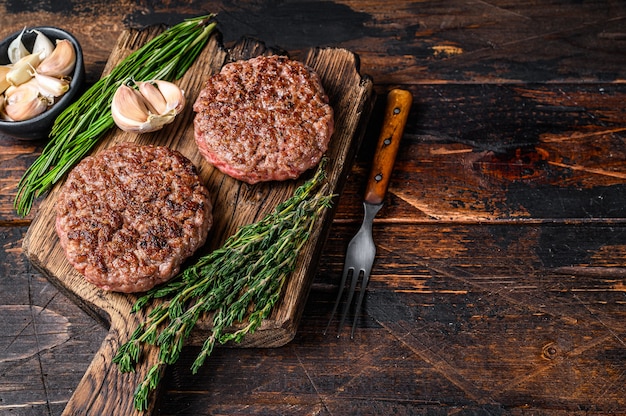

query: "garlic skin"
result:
(6, 53), (41, 86)
(137, 80), (185, 115)
(3, 82), (50, 121)
(31, 30), (55, 60)
(111, 84), (151, 132)
(37, 39), (76, 77)
(111, 80), (185, 133)
(1, 29), (79, 125)
(137, 81), (168, 114)
(7, 28), (28, 64)
(34, 72), (70, 98)
(4, 78), (35, 100)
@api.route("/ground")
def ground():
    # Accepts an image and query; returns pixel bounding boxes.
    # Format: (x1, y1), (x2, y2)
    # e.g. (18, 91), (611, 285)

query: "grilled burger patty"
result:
(55, 143), (212, 293)
(193, 55), (334, 184)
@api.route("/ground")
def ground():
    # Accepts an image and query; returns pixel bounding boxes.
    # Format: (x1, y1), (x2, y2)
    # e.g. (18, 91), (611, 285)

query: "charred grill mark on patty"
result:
(55, 143), (213, 293)
(193, 55), (334, 184)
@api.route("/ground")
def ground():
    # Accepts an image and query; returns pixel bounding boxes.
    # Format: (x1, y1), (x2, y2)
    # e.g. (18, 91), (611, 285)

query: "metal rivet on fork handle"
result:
(324, 88), (413, 338)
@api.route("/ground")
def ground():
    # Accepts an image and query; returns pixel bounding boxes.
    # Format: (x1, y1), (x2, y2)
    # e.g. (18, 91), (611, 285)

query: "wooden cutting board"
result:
(22, 26), (374, 415)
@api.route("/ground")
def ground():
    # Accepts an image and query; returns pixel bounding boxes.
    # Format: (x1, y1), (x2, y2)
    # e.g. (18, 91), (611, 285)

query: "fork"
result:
(325, 88), (413, 338)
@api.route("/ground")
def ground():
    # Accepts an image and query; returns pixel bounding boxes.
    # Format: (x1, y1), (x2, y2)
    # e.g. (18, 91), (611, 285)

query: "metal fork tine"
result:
(324, 89), (412, 339)
(337, 268), (360, 334)
(323, 265), (352, 335)
(350, 270), (370, 338)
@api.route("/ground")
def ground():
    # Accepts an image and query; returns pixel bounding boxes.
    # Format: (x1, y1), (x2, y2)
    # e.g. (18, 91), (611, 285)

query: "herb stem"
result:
(113, 159), (333, 411)
(14, 14), (217, 217)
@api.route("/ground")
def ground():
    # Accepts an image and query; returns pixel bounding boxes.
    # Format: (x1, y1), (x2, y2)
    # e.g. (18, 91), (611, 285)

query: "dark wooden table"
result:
(2, 1), (626, 415)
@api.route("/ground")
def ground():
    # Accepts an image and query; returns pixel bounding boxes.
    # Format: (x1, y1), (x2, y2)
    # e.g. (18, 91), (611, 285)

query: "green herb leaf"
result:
(112, 159), (333, 411)
(14, 14), (217, 217)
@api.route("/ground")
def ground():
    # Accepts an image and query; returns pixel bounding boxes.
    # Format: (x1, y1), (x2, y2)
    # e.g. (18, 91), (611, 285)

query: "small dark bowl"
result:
(0, 26), (85, 141)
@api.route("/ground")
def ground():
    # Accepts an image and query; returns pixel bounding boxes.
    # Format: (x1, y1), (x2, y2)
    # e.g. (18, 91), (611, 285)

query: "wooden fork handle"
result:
(364, 88), (413, 205)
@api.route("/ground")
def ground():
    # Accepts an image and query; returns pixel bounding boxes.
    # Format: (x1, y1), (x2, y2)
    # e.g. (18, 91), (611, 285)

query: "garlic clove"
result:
(36, 39), (76, 77)
(7, 28), (29, 64)
(4, 77), (36, 100)
(6, 53), (41, 86)
(111, 80), (185, 133)
(31, 29), (56, 60)
(0, 65), (11, 94)
(150, 80), (185, 114)
(3, 84), (17, 100)
(111, 84), (151, 132)
(5, 80), (42, 101)
(4, 82), (50, 121)
(3, 83), (22, 101)
(33, 72), (70, 98)
(137, 81), (168, 115)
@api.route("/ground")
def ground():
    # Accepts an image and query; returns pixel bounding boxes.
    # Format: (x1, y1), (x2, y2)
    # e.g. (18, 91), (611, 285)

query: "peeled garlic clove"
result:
(0, 65), (11, 94)
(31, 29), (55, 60)
(36, 39), (76, 77)
(4, 82), (49, 121)
(6, 53), (41, 86)
(111, 84), (151, 132)
(7, 28), (28, 64)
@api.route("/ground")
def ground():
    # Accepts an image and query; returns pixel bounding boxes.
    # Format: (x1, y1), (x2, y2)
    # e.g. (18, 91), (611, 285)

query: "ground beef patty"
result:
(193, 55), (334, 184)
(55, 143), (212, 293)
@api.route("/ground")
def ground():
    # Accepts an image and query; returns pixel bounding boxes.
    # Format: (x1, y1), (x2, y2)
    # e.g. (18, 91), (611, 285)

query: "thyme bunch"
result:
(14, 14), (217, 216)
(113, 159), (334, 411)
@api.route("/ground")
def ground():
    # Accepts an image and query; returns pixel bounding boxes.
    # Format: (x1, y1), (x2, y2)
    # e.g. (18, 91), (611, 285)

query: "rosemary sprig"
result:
(113, 159), (334, 411)
(14, 14), (217, 217)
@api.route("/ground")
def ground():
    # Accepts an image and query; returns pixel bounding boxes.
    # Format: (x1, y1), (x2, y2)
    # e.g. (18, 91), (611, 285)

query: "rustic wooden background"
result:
(2, 1), (626, 415)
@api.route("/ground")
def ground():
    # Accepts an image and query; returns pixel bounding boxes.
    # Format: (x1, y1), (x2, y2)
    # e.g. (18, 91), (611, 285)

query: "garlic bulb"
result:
(3, 82), (50, 121)
(7, 28), (28, 64)
(111, 80), (185, 133)
(37, 39), (76, 77)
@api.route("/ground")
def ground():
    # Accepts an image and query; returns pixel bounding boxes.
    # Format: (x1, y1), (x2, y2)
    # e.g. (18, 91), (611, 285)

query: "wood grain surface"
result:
(2, 1), (626, 415)
(20, 26), (374, 414)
